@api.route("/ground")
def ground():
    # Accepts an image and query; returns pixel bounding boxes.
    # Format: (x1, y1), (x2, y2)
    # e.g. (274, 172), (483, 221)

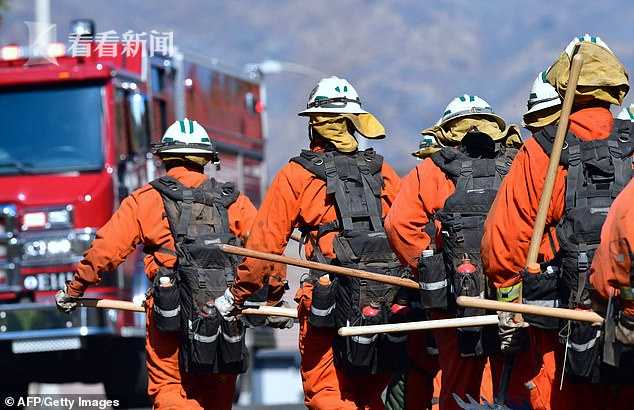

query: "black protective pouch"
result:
(152, 271), (181, 332)
(522, 267), (561, 330)
(219, 318), (246, 364)
(342, 312), (383, 369)
(418, 253), (448, 309)
(457, 327), (485, 358)
(190, 314), (221, 367)
(379, 306), (409, 372)
(562, 321), (602, 380)
(309, 274), (336, 328)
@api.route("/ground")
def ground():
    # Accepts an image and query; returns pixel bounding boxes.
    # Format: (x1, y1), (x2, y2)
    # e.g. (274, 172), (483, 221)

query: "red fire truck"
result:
(0, 21), (265, 406)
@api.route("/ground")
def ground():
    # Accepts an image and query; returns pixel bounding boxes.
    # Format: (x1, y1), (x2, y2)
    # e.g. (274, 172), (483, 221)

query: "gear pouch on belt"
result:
(219, 318), (246, 365)
(522, 267), (561, 329)
(308, 272), (336, 328)
(342, 310), (383, 370)
(190, 313), (221, 367)
(418, 252), (448, 309)
(152, 270), (181, 332)
(379, 305), (409, 372)
(562, 321), (602, 380)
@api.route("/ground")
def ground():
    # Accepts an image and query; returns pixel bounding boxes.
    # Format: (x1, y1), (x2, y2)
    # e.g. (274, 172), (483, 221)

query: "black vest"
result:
(149, 176), (248, 374)
(291, 148), (410, 375)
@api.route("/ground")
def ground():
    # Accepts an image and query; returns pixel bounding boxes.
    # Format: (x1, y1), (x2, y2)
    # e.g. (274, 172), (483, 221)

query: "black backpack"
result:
(149, 175), (249, 374)
(291, 148), (411, 375)
(532, 119), (633, 382)
(421, 144), (517, 357)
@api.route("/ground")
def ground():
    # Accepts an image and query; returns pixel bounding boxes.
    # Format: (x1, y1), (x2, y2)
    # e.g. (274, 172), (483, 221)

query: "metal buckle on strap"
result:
(578, 252), (589, 272)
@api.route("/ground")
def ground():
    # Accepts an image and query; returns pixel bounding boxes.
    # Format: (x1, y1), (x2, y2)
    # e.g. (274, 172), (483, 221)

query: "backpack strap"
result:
(150, 176), (219, 208)
(356, 150), (384, 231)
(290, 150), (328, 181)
(533, 125), (576, 166)
(200, 178), (239, 235)
(432, 147), (475, 190)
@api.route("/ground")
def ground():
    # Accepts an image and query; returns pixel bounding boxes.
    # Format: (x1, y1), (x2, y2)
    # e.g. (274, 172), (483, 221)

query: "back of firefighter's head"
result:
(523, 70), (562, 132)
(152, 118), (219, 171)
(546, 34), (629, 110)
(298, 76), (385, 153)
(435, 94), (508, 157)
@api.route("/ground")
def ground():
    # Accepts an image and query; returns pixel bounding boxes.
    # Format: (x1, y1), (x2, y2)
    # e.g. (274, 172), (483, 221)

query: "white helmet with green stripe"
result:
(153, 118), (215, 155)
(525, 71), (561, 116)
(617, 104), (634, 121)
(438, 94), (506, 129)
(298, 76), (367, 116)
(564, 33), (612, 57)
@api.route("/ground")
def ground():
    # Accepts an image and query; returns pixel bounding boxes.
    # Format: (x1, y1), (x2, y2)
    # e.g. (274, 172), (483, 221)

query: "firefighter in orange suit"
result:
(215, 76), (402, 409)
(481, 34), (630, 410)
(56, 118), (257, 409)
(384, 94), (525, 409)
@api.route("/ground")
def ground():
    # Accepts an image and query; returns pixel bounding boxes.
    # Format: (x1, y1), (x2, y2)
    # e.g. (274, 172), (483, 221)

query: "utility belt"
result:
(417, 249), (499, 357)
(151, 239), (248, 375)
(306, 231), (412, 375)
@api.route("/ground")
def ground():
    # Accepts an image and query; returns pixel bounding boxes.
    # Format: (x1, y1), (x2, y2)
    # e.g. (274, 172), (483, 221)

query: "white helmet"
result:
(525, 71), (562, 116)
(153, 118), (215, 155)
(617, 104), (634, 121)
(438, 94), (506, 130)
(298, 76), (367, 116)
(564, 33), (612, 57)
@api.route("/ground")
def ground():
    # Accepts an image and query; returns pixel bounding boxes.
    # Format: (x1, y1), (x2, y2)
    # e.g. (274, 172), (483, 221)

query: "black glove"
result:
(54, 285), (79, 314)
(264, 300), (295, 329)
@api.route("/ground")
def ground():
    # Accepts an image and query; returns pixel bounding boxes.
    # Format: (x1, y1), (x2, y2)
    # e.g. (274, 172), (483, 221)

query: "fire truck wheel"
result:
(102, 339), (150, 409)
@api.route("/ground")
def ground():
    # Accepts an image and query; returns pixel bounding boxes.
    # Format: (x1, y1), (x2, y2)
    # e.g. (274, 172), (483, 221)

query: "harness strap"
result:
(176, 189), (194, 238)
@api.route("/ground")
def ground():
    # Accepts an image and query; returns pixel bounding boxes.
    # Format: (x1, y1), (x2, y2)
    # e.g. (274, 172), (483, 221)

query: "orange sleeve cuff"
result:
(496, 273), (522, 289)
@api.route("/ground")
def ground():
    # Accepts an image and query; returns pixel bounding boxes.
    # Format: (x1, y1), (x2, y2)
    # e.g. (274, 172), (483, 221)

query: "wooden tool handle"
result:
(337, 315), (499, 337)
(79, 298), (298, 318)
(78, 298), (145, 312)
(220, 244), (421, 289)
(241, 306), (298, 318)
(526, 53), (584, 268)
(457, 296), (603, 324)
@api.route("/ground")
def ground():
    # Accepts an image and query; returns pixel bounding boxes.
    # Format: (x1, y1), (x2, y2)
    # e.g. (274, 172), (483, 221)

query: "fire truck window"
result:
(0, 83), (104, 174)
(128, 93), (151, 154)
(114, 89), (131, 159)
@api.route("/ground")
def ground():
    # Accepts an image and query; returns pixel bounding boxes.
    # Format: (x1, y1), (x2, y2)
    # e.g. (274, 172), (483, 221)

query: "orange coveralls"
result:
(384, 157), (514, 410)
(67, 166), (257, 410)
(480, 107), (617, 410)
(230, 149), (400, 409)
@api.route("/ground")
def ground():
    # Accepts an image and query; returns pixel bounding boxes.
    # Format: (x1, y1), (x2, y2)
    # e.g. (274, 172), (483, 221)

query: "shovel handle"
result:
(337, 315), (499, 336)
(457, 296), (603, 324)
(220, 244), (421, 289)
(526, 53), (584, 269)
